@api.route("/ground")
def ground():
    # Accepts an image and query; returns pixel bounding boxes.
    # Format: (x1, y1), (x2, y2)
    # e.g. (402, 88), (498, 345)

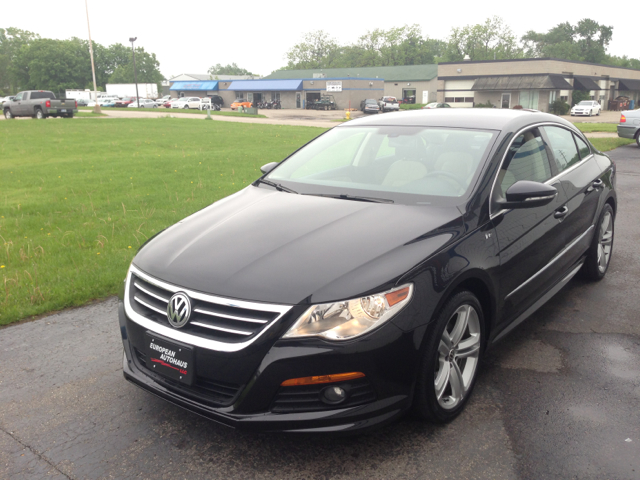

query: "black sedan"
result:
(360, 98), (380, 114)
(119, 109), (616, 433)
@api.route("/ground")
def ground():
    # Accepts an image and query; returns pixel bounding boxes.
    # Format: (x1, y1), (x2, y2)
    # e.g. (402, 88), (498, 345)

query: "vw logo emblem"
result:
(167, 292), (191, 328)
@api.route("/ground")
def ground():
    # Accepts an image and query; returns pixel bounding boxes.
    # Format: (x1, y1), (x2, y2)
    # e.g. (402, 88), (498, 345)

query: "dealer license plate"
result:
(144, 332), (195, 385)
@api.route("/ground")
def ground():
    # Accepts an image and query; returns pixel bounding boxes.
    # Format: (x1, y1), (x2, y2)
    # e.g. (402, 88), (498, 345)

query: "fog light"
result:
(321, 386), (347, 405)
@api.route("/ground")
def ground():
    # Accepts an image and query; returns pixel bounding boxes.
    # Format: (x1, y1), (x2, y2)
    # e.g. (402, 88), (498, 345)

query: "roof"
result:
(265, 65), (438, 82)
(170, 81), (219, 91)
(573, 76), (602, 91)
(618, 78), (640, 90)
(471, 75), (573, 91)
(170, 74), (262, 81)
(227, 80), (303, 91)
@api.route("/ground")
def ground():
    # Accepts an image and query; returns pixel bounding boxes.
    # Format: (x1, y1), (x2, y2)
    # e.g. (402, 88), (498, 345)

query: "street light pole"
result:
(129, 37), (140, 108)
(85, 0), (101, 114)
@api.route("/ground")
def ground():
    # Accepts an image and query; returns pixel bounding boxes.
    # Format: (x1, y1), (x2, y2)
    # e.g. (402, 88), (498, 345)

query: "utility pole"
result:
(129, 37), (140, 108)
(85, 0), (101, 114)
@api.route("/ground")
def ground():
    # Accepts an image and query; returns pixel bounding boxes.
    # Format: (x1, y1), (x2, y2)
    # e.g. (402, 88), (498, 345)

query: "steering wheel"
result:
(425, 170), (467, 191)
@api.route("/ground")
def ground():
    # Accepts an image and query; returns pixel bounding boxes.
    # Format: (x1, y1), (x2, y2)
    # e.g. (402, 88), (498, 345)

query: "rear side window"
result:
(574, 135), (591, 159)
(499, 128), (552, 196)
(542, 126), (581, 172)
(31, 91), (55, 100)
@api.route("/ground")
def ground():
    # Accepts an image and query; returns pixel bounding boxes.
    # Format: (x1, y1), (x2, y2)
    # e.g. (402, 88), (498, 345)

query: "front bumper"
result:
(119, 300), (420, 433)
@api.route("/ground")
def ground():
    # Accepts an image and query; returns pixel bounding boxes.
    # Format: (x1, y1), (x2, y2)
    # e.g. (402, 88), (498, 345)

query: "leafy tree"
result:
(107, 46), (163, 85)
(0, 27), (40, 94)
(522, 19), (613, 64)
(208, 63), (256, 76)
(571, 89), (591, 106)
(284, 30), (340, 69)
(439, 16), (524, 62)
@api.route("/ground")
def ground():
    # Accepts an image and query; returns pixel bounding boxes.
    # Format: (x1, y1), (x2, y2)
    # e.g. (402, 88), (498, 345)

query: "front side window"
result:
(542, 126), (581, 172)
(497, 128), (552, 196)
(267, 126), (496, 204)
(14, 92), (24, 101)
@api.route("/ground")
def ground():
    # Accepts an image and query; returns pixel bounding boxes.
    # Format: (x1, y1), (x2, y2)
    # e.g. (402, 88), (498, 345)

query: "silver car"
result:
(617, 110), (640, 147)
(128, 99), (157, 108)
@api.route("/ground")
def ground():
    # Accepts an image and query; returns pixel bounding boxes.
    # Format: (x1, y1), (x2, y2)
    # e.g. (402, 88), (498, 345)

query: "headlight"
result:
(283, 284), (413, 341)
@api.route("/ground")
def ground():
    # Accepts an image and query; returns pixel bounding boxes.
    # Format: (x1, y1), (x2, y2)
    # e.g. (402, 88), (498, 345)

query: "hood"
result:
(133, 186), (463, 305)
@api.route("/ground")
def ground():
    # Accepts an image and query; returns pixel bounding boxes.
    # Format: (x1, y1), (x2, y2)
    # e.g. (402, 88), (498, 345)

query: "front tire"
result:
(414, 291), (484, 423)
(582, 203), (614, 281)
(4, 109), (13, 119)
(636, 131), (640, 147)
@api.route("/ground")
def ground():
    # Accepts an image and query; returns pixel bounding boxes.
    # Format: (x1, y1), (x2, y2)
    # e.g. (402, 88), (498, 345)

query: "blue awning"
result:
(170, 81), (219, 91)
(227, 80), (303, 91)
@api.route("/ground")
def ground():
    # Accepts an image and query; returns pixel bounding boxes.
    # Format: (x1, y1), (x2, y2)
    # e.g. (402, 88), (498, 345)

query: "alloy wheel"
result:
(597, 211), (613, 273)
(434, 304), (481, 410)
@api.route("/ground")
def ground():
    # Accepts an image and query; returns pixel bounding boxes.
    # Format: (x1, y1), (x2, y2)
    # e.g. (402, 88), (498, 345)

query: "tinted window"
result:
(498, 129), (552, 196)
(542, 126), (581, 172)
(574, 135), (591, 159)
(31, 91), (55, 100)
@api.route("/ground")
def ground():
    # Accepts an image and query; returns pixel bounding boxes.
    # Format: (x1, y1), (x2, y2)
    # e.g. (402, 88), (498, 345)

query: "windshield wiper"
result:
(303, 193), (394, 204)
(255, 178), (298, 194)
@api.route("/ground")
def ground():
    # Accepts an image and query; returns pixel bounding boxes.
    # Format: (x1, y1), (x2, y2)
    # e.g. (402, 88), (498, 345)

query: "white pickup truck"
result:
(378, 96), (400, 113)
(617, 110), (640, 147)
(3, 91), (78, 119)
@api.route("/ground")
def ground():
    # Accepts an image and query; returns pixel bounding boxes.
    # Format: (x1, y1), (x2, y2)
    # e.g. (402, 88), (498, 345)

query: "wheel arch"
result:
(448, 274), (495, 346)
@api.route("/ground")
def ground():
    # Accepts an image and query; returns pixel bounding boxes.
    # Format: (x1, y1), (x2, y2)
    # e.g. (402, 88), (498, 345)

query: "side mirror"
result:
(260, 162), (278, 175)
(497, 181), (557, 209)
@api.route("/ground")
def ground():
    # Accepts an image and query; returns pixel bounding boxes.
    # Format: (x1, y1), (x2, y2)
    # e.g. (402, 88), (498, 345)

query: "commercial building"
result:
(437, 58), (640, 112)
(169, 75), (384, 109)
(265, 65), (438, 104)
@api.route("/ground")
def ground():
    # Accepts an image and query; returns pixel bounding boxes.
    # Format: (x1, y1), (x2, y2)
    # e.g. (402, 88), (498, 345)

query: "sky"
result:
(7, 0), (635, 79)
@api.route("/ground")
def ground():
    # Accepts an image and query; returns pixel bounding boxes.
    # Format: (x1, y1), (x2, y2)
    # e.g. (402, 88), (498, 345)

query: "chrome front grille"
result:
(125, 265), (292, 351)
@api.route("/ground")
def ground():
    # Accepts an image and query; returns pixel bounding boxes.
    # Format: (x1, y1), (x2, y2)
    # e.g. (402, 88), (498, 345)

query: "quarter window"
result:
(574, 135), (591, 159)
(498, 129), (552, 196)
(542, 126), (581, 172)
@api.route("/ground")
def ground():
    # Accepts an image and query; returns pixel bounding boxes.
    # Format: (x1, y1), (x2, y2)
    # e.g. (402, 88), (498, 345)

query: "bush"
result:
(400, 103), (426, 110)
(550, 99), (570, 115)
(512, 105), (523, 109)
(571, 90), (591, 106)
(474, 100), (495, 108)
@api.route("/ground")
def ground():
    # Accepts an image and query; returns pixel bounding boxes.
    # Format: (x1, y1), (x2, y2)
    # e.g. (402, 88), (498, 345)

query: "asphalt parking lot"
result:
(1, 144), (639, 480)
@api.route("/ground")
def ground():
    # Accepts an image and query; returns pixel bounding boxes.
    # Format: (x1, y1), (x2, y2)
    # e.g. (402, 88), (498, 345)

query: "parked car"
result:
(423, 102), (451, 109)
(75, 98), (89, 107)
(617, 110), (640, 146)
(3, 91), (77, 119)
(102, 99), (118, 107)
(0, 96), (15, 104)
(127, 99), (157, 108)
(155, 95), (171, 106)
(230, 99), (252, 110)
(119, 109), (616, 433)
(115, 97), (138, 108)
(205, 94), (224, 108)
(171, 97), (200, 109)
(570, 100), (601, 116)
(378, 96), (400, 112)
(360, 98), (380, 114)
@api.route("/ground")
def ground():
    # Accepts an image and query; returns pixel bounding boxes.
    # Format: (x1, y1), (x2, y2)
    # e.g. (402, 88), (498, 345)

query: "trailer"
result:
(65, 89), (96, 101)
(106, 83), (158, 99)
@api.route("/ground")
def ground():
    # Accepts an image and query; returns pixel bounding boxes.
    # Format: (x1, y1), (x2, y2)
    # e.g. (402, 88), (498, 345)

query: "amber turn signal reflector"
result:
(385, 286), (411, 306)
(281, 372), (365, 387)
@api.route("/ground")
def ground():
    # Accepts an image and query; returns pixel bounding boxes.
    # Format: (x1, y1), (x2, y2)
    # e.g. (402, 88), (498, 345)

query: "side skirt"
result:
(492, 260), (584, 344)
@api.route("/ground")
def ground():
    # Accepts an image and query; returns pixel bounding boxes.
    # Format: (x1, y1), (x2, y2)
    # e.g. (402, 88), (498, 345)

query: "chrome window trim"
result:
(489, 122), (594, 220)
(124, 264), (293, 352)
(505, 225), (594, 301)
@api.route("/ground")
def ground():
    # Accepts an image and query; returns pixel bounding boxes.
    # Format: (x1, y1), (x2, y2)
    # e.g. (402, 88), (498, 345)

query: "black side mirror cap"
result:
(497, 180), (558, 209)
(260, 162), (279, 175)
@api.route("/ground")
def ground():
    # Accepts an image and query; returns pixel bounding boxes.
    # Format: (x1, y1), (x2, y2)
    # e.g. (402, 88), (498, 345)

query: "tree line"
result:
(282, 17), (640, 71)
(0, 27), (163, 97)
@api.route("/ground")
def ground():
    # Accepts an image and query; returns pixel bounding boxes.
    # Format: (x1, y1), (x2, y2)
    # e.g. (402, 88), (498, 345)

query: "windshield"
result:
(267, 126), (496, 205)
(578, 101), (593, 105)
(365, 99), (377, 104)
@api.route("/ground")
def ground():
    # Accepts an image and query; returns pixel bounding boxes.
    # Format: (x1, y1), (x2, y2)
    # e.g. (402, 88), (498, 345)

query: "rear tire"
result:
(35, 108), (45, 119)
(414, 291), (484, 423)
(582, 203), (614, 281)
(636, 131), (640, 147)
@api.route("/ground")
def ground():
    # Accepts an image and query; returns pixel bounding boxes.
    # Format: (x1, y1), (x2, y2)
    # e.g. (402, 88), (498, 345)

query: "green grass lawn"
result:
(574, 123), (618, 133)
(590, 137), (635, 151)
(79, 107), (266, 118)
(0, 119), (324, 325)
(75, 111), (106, 117)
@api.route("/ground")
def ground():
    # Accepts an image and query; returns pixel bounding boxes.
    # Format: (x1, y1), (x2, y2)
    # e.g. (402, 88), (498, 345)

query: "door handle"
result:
(554, 206), (569, 219)
(587, 178), (604, 192)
